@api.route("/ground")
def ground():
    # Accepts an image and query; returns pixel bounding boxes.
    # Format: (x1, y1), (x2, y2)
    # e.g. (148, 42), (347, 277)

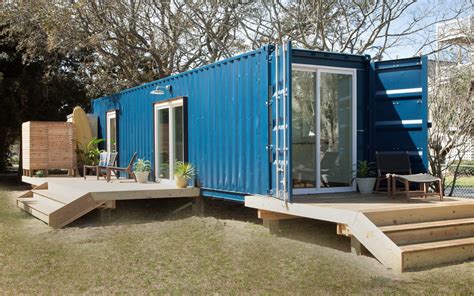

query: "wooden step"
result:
(380, 218), (474, 245)
(32, 190), (76, 204)
(17, 195), (64, 224)
(365, 203), (474, 226)
(401, 237), (474, 270)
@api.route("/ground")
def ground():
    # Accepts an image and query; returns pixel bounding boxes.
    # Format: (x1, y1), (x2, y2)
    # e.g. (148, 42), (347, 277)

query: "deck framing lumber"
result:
(245, 194), (474, 272)
(19, 176), (201, 228)
(245, 195), (404, 271)
(258, 209), (298, 220)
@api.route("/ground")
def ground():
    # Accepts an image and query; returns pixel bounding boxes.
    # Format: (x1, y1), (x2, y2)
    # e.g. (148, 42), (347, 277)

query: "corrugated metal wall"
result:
(92, 45), (428, 201)
(93, 47), (271, 200)
(370, 56), (428, 172)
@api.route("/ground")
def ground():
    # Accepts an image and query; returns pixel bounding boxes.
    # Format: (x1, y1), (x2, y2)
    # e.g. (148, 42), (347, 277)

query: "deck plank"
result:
(22, 176), (200, 202)
(380, 218), (474, 232)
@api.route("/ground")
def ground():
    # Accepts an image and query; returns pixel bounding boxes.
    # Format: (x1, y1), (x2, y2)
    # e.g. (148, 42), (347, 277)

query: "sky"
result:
(377, 0), (472, 60)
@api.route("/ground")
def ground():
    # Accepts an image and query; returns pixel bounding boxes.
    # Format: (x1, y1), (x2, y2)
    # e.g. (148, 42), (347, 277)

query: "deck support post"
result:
(263, 219), (280, 234)
(99, 208), (113, 224)
(192, 196), (205, 217)
(351, 236), (364, 255)
(102, 200), (116, 209)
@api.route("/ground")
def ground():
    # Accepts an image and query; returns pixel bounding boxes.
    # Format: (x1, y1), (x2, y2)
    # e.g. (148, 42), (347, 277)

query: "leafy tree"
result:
(0, 4), (89, 172)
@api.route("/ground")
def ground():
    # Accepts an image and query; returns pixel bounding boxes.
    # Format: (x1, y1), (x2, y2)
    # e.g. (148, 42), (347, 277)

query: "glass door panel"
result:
(157, 108), (170, 179)
(106, 111), (117, 152)
(319, 72), (353, 188)
(173, 106), (184, 164)
(292, 70), (317, 188)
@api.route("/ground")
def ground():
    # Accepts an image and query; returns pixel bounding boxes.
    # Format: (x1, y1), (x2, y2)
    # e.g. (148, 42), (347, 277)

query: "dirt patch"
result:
(1, 185), (473, 295)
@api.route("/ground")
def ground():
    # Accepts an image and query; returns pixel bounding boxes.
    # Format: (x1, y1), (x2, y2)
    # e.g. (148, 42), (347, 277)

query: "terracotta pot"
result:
(135, 171), (150, 183)
(175, 176), (188, 188)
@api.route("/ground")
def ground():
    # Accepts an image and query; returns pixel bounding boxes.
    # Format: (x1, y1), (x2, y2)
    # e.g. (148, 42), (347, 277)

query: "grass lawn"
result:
(0, 180), (473, 294)
(445, 176), (474, 187)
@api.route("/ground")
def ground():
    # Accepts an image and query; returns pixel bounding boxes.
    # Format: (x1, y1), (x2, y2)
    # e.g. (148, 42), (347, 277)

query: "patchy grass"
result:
(0, 182), (473, 295)
(446, 176), (474, 187)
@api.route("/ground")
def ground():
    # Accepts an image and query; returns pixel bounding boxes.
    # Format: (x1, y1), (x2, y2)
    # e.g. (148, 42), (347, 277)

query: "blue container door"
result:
(370, 56), (429, 172)
(270, 42), (293, 201)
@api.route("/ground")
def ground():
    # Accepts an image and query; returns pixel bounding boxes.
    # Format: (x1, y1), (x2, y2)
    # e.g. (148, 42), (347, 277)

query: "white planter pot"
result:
(356, 177), (376, 194)
(135, 171), (150, 183)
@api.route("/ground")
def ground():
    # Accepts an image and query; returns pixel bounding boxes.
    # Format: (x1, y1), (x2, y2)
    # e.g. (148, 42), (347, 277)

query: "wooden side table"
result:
(83, 165), (100, 180)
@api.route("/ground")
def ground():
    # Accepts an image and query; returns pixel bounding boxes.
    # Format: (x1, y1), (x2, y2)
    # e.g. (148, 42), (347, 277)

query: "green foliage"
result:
(174, 161), (196, 180)
(77, 138), (104, 166)
(35, 170), (44, 177)
(0, 4), (89, 172)
(356, 161), (376, 178)
(133, 159), (151, 173)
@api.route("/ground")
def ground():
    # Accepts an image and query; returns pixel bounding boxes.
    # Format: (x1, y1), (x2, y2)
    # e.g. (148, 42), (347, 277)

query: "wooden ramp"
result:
(18, 176), (200, 228)
(17, 181), (105, 228)
(245, 194), (474, 272)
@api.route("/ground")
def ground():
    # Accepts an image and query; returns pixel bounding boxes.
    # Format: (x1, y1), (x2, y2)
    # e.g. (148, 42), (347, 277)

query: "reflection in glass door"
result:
(292, 71), (316, 189)
(157, 108), (170, 179)
(292, 65), (356, 194)
(319, 72), (353, 189)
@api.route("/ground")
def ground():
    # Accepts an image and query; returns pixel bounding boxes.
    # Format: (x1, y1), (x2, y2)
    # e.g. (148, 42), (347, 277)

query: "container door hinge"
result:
(266, 144), (273, 151)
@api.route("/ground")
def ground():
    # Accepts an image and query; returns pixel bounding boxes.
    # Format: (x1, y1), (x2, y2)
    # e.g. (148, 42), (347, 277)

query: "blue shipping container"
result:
(92, 44), (428, 202)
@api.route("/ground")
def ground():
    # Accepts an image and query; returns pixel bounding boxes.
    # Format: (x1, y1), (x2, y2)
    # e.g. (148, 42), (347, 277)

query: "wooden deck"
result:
(245, 193), (474, 272)
(18, 176), (200, 228)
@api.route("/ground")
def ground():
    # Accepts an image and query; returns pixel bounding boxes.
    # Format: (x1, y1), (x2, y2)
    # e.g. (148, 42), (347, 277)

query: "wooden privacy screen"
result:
(22, 121), (77, 176)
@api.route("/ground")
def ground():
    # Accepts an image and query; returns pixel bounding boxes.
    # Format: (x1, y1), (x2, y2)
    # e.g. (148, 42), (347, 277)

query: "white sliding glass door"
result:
(292, 65), (357, 194)
(154, 99), (184, 181)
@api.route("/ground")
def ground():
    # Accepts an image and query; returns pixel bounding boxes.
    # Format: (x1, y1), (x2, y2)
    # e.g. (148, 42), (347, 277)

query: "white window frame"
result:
(106, 110), (117, 152)
(154, 98), (184, 181)
(292, 64), (357, 195)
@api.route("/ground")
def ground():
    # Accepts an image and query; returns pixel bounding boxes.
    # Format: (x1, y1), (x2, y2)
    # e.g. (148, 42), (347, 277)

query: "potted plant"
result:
(76, 138), (105, 176)
(174, 161), (196, 188)
(133, 159), (151, 183)
(355, 160), (377, 194)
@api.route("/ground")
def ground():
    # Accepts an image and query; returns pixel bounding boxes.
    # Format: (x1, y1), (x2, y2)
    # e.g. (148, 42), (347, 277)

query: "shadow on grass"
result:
(68, 197), (350, 253)
(0, 174), (30, 191)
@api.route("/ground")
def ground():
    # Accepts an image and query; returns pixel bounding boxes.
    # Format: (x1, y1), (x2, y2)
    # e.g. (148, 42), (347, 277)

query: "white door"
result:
(154, 99), (184, 181)
(106, 111), (117, 152)
(292, 65), (357, 194)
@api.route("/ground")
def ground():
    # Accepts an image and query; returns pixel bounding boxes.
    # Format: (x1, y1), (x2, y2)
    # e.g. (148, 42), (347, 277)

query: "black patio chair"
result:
(375, 151), (443, 200)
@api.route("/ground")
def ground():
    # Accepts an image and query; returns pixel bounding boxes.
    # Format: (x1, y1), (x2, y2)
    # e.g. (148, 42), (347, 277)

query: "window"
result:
(154, 98), (185, 180)
(106, 111), (117, 152)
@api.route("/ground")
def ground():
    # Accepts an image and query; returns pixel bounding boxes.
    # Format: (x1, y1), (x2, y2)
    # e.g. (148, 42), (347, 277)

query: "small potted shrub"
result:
(174, 161), (196, 188)
(355, 160), (376, 194)
(133, 159), (151, 183)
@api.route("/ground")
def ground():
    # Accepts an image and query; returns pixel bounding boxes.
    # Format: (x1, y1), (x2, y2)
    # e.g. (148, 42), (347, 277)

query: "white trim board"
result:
(154, 98), (184, 182)
(106, 110), (117, 152)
